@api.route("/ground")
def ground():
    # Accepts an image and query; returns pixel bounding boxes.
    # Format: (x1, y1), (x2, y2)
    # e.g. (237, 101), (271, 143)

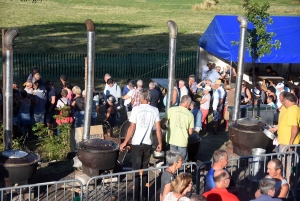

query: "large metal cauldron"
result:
(0, 150), (40, 186)
(77, 138), (119, 177)
(228, 117), (270, 156)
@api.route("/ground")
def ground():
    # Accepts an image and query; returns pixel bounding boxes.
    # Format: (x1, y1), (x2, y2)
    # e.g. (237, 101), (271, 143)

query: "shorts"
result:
(34, 113), (45, 124)
(45, 111), (55, 124)
(213, 110), (222, 121)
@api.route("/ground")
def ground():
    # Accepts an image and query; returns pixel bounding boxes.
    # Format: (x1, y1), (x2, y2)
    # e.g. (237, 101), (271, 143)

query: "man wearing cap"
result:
(212, 80), (225, 133)
(200, 86), (211, 132)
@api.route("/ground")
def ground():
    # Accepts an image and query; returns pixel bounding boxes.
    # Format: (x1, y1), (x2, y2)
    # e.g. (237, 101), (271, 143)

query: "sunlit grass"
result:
(0, 0), (299, 53)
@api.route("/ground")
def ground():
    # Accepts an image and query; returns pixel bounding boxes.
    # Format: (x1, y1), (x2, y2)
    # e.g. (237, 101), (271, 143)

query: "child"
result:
(267, 95), (277, 109)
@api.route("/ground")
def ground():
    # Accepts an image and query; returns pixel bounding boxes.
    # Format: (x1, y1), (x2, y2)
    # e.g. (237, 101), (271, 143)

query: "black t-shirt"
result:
(74, 96), (85, 112)
(149, 88), (160, 108)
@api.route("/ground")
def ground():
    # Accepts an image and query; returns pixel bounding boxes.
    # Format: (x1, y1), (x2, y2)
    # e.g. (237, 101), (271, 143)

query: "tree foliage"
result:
(242, 0), (281, 61)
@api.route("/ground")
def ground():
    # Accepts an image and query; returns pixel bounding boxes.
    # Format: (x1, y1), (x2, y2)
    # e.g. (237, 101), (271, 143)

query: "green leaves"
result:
(242, 0), (281, 62)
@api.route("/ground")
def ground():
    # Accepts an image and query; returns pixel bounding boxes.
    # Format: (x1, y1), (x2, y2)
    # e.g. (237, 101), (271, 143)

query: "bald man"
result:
(203, 169), (239, 201)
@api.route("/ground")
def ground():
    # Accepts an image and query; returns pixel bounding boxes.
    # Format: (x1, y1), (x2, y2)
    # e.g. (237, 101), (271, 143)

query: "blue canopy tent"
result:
(198, 15), (300, 63)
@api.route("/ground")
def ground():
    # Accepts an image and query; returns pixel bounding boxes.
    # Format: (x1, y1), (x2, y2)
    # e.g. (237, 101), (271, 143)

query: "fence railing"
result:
(0, 179), (83, 201)
(196, 151), (299, 201)
(0, 152), (298, 201)
(0, 52), (197, 79)
(84, 162), (198, 201)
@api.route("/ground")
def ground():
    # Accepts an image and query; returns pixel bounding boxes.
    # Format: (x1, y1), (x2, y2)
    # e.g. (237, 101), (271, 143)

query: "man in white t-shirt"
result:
(120, 89), (162, 200)
(212, 80), (225, 133)
(207, 66), (225, 86)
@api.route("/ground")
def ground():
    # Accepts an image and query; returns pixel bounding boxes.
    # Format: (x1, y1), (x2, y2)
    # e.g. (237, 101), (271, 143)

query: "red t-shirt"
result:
(203, 188), (239, 201)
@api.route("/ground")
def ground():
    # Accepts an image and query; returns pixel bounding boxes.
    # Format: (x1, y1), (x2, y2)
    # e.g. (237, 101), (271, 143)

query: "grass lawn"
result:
(1, 0), (299, 54)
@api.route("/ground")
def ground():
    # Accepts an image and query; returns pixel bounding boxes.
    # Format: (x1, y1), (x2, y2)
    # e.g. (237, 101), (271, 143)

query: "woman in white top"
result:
(123, 80), (136, 112)
(200, 86), (211, 132)
(163, 173), (193, 201)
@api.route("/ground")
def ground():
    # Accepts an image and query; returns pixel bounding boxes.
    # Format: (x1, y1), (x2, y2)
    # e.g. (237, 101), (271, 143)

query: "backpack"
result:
(59, 98), (72, 117)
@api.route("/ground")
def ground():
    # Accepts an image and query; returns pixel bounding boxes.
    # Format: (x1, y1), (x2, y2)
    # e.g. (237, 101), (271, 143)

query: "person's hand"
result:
(269, 127), (276, 133)
(156, 144), (162, 152)
(120, 142), (127, 152)
(255, 189), (261, 199)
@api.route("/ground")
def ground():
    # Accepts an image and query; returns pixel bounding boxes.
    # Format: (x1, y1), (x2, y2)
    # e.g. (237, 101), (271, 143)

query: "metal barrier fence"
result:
(84, 162), (198, 201)
(0, 179), (83, 201)
(0, 52), (197, 79)
(196, 151), (299, 201)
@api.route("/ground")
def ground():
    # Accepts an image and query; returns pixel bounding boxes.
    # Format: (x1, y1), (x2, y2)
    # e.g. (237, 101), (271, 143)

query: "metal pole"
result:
(166, 20), (177, 111)
(83, 19), (95, 140)
(232, 16), (247, 121)
(2, 29), (6, 150)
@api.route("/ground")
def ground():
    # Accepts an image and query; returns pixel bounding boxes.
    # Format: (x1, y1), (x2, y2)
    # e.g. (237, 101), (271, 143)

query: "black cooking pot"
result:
(0, 150), (40, 185)
(229, 117), (269, 156)
(77, 138), (119, 171)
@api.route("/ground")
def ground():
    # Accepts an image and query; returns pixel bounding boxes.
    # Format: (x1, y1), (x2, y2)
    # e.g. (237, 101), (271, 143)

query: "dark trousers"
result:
(131, 144), (152, 200)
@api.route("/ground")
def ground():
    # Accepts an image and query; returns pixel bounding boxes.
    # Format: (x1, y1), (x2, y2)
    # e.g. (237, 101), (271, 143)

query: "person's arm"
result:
(233, 68), (237, 76)
(246, 88), (252, 102)
(155, 121), (162, 152)
(188, 128), (193, 135)
(103, 107), (112, 122)
(289, 126), (298, 145)
(161, 183), (172, 201)
(278, 183), (289, 199)
(49, 95), (56, 112)
(200, 97), (207, 104)
(120, 123), (136, 151)
(269, 125), (278, 133)
(172, 89), (177, 106)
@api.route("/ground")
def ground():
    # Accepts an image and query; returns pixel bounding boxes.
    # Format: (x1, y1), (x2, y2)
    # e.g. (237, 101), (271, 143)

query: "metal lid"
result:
(237, 117), (261, 126)
(2, 150), (28, 158)
(78, 138), (119, 151)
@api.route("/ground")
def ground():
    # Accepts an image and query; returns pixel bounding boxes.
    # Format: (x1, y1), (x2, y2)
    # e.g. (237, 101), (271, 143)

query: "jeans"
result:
(34, 112), (45, 124)
(131, 144), (152, 200)
(170, 144), (188, 163)
(74, 111), (85, 128)
(195, 110), (202, 129)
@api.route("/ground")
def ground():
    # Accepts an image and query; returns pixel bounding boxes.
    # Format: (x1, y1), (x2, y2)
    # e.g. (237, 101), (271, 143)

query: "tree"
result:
(233, 0), (281, 117)
(242, 0), (281, 62)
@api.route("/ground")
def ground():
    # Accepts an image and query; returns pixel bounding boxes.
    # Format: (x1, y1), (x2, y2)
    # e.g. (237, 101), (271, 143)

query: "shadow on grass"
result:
(4, 22), (201, 54)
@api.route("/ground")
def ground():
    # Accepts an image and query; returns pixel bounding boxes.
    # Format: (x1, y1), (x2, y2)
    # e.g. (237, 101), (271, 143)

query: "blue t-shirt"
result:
(34, 89), (47, 113)
(122, 85), (130, 96)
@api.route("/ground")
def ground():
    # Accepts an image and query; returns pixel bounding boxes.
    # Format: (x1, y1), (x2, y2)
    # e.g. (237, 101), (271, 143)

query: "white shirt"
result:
(129, 104), (160, 145)
(200, 93), (211, 110)
(207, 69), (221, 85)
(124, 89), (134, 107)
(202, 65), (210, 80)
(276, 89), (284, 109)
(212, 86), (225, 110)
(180, 86), (188, 100)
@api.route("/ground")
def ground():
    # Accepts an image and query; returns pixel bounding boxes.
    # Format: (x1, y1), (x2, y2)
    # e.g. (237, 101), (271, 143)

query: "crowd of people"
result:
(5, 62), (299, 201)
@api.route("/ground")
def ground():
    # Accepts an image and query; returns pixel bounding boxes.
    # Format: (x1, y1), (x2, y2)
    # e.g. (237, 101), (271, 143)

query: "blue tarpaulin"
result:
(198, 15), (300, 63)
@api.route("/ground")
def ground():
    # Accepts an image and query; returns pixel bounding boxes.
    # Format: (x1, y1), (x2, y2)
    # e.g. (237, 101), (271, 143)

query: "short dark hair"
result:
(270, 158), (283, 171)
(107, 78), (114, 84)
(267, 86), (276, 94)
(266, 66), (272, 70)
(282, 92), (297, 103)
(60, 74), (67, 81)
(63, 81), (72, 89)
(267, 95), (275, 103)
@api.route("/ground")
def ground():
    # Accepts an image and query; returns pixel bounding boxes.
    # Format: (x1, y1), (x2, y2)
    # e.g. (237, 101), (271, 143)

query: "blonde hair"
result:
(171, 172), (192, 194)
(72, 85), (81, 95)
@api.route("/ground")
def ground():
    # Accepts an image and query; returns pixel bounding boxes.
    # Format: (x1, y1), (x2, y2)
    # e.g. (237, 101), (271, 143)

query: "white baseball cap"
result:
(276, 83), (284, 89)
(203, 86), (211, 91)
